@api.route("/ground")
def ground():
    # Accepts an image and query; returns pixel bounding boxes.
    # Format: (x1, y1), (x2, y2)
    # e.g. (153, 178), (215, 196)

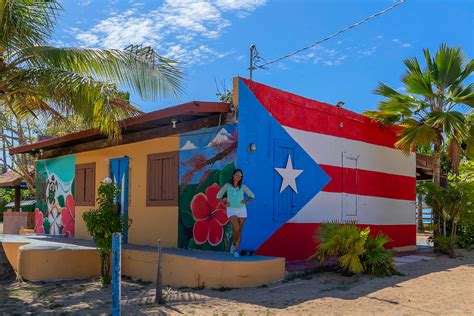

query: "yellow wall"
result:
(75, 136), (180, 247)
(2, 242), (29, 271)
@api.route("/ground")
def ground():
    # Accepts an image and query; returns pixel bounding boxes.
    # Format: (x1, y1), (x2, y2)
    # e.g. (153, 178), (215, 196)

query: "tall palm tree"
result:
(365, 43), (473, 184)
(365, 44), (473, 238)
(0, 0), (183, 138)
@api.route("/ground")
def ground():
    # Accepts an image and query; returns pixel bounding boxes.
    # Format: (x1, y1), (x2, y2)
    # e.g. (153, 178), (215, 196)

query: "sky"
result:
(52, 0), (474, 114)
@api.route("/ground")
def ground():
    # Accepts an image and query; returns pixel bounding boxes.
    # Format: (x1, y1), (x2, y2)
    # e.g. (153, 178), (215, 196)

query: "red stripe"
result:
(256, 223), (416, 261)
(320, 164), (416, 200)
(241, 78), (402, 149)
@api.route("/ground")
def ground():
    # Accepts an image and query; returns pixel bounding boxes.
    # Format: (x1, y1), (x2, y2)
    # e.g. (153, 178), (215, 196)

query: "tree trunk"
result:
(450, 221), (457, 258)
(417, 193), (424, 232)
(432, 137), (442, 238)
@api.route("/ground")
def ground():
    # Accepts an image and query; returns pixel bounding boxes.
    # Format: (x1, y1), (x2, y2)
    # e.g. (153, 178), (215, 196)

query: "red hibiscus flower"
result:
(34, 208), (45, 234)
(191, 183), (228, 246)
(62, 194), (75, 237)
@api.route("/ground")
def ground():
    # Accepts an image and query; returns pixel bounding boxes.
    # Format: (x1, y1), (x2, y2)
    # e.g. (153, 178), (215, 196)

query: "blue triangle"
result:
(237, 80), (331, 251)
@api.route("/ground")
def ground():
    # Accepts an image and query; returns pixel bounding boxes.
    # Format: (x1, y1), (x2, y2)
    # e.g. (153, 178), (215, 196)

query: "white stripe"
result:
(284, 126), (416, 177)
(289, 191), (416, 225)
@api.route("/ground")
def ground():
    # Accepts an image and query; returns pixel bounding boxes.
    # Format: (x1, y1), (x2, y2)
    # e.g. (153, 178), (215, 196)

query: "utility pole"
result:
(249, 44), (256, 80)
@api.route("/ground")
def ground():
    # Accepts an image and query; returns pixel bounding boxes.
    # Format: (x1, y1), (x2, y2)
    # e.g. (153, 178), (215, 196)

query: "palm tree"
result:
(365, 43), (473, 183)
(0, 0), (183, 139)
(365, 44), (473, 237)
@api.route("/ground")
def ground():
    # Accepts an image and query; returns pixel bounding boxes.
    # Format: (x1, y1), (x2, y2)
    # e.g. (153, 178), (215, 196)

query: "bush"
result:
(457, 224), (474, 249)
(434, 235), (452, 255)
(310, 222), (396, 277)
(82, 179), (132, 285)
(362, 233), (396, 277)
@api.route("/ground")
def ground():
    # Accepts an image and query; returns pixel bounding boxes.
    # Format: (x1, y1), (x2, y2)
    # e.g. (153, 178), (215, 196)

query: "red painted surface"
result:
(241, 78), (402, 149)
(256, 223), (416, 261)
(320, 164), (416, 200)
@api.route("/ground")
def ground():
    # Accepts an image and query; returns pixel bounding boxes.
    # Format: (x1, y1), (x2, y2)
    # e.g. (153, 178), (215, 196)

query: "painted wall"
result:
(35, 155), (76, 236)
(178, 124), (237, 251)
(75, 136), (180, 247)
(236, 78), (416, 260)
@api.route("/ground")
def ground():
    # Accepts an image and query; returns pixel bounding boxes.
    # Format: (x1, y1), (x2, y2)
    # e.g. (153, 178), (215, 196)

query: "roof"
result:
(0, 170), (23, 187)
(10, 101), (231, 155)
(5, 200), (36, 208)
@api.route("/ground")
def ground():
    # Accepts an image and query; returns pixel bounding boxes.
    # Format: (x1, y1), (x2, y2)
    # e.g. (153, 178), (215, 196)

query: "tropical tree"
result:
(365, 43), (473, 181)
(365, 44), (473, 237)
(0, 0), (183, 139)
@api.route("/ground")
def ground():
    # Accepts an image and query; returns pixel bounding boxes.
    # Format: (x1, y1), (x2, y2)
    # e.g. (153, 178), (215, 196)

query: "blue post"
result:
(112, 233), (122, 316)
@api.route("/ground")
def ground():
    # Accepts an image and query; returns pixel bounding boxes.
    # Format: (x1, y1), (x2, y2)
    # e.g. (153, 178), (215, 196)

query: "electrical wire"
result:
(256, 0), (406, 69)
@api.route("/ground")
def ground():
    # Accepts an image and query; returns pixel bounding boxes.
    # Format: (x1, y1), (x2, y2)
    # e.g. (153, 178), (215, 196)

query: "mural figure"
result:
(35, 156), (76, 236)
(178, 124), (237, 251)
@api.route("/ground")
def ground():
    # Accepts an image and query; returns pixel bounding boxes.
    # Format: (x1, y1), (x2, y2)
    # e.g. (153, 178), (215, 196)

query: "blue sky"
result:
(53, 0), (473, 114)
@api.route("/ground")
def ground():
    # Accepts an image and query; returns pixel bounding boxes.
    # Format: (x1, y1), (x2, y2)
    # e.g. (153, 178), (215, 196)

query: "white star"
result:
(274, 155), (304, 193)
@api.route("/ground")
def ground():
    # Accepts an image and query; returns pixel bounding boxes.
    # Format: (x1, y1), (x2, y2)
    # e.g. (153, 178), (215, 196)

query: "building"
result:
(8, 78), (416, 282)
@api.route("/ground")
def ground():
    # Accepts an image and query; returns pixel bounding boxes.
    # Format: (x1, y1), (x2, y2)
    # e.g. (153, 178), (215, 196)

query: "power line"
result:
(254, 0), (406, 70)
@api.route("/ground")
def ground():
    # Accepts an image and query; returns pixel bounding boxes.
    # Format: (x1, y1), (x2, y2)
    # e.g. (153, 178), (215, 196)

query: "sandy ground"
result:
(0, 248), (473, 315)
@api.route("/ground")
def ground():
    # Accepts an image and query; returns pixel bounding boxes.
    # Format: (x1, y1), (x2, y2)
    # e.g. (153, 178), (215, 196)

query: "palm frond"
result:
(0, 0), (61, 52)
(22, 46), (184, 101)
(425, 111), (468, 138)
(402, 57), (434, 97)
(395, 125), (437, 153)
(449, 83), (474, 107)
(12, 66), (141, 138)
(434, 43), (464, 90)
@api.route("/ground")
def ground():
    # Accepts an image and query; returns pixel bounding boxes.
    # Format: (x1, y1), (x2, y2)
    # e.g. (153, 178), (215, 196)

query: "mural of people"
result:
(35, 156), (76, 236)
(178, 124), (238, 251)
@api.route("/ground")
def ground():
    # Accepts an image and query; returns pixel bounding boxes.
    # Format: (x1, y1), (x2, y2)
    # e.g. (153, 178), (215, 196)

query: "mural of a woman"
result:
(216, 169), (255, 257)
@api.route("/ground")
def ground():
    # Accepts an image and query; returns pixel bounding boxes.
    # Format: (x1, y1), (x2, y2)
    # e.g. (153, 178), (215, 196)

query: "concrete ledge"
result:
(123, 248), (285, 288)
(0, 235), (285, 288)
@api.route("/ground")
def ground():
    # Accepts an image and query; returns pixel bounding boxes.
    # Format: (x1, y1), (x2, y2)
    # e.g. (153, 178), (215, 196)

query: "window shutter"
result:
(147, 152), (178, 206)
(75, 163), (96, 206)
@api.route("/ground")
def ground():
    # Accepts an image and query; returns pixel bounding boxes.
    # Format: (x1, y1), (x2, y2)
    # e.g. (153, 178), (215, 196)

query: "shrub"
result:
(362, 233), (396, 277)
(310, 222), (396, 277)
(82, 179), (132, 285)
(457, 224), (474, 249)
(434, 235), (453, 255)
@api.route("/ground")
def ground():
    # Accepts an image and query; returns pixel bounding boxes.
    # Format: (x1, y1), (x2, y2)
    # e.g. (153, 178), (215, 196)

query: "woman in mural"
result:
(216, 169), (254, 257)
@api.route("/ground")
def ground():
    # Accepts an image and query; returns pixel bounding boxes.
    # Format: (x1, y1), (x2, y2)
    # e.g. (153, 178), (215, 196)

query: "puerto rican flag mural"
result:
(236, 78), (416, 261)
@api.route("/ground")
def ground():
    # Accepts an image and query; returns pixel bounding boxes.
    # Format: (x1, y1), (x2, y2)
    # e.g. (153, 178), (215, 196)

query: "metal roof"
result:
(10, 101), (231, 155)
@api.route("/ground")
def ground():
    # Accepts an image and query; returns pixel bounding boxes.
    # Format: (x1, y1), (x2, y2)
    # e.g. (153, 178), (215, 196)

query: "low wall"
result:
(123, 248), (285, 288)
(1, 237), (285, 288)
(3, 212), (34, 234)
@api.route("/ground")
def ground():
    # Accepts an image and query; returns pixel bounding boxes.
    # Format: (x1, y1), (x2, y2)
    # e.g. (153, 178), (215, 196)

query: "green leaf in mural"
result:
(202, 240), (226, 252)
(57, 195), (65, 208)
(219, 162), (236, 187)
(43, 218), (50, 233)
(180, 210), (194, 229)
(188, 238), (202, 250)
(179, 184), (197, 213)
(178, 220), (189, 248)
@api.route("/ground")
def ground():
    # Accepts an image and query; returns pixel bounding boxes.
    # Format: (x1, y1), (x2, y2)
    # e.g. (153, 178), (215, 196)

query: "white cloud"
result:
(393, 38), (411, 48)
(73, 0), (266, 65)
(78, 0), (91, 6)
(358, 46), (377, 56)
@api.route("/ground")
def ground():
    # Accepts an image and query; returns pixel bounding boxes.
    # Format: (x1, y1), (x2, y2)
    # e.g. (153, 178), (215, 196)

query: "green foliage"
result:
(0, 0), (183, 139)
(456, 224), (474, 249)
(364, 44), (473, 181)
(310, 222), (396, 277)
(362, 233), (396, 277)
(0, 188), (34, 221)
(82, 180), (132, 285)
(434, 236), (452, 255)
(419, 161), (474, 255)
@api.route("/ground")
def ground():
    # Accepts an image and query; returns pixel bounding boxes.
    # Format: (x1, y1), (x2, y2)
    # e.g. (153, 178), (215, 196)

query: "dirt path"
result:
(0, 249), (473, 315)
